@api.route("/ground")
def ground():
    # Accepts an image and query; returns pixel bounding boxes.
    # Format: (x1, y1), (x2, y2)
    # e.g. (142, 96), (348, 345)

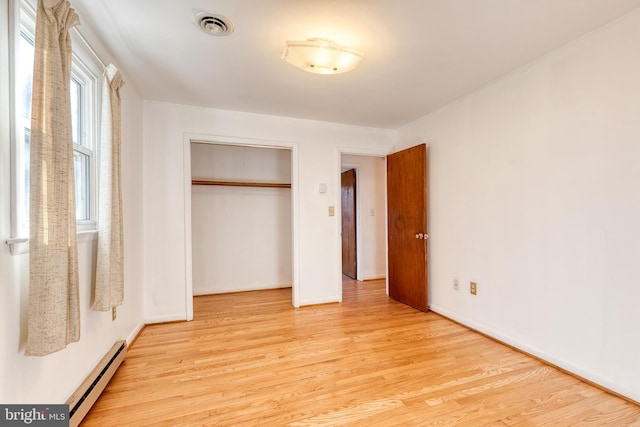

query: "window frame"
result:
(70, 50), (100, 230)
(9, 0), (102, 239)
(9, 0), (36, 239)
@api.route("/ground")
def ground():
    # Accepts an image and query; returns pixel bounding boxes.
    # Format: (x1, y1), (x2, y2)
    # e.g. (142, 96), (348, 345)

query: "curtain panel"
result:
(26, 0), (80, 356)
(94, 64), (125, 311)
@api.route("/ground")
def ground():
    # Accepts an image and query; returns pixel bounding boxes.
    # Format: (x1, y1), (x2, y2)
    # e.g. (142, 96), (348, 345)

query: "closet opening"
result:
(189, 141), (294, 312)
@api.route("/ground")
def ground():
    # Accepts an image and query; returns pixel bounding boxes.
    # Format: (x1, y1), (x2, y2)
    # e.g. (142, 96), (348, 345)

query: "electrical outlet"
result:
(470, 281), (477, 295)
(453, 278), (459, 291)
(112, 306), (117, 321)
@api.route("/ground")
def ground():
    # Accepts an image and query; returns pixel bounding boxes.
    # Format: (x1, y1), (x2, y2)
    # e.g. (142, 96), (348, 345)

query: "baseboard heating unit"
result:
(66, 340), (127, 427)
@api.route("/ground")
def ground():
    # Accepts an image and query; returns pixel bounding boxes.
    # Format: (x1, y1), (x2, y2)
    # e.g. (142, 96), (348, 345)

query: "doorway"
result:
(340, 153), (386, 287)
(190, 143), (293, 297)
(338, 146), (428, 312)
(184, 135), (300, 319)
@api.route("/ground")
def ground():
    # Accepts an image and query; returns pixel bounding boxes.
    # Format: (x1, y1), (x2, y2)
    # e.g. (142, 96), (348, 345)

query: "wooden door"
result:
(341, 169), (357, 279)
(387, 144), (428, 311)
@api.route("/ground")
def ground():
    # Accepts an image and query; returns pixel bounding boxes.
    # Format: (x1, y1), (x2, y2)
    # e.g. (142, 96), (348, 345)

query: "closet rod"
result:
(192, 180), (291, 189)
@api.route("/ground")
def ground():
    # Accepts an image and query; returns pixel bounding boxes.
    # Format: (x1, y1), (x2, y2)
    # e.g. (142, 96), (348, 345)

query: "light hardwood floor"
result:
(82, 278), (640, 426)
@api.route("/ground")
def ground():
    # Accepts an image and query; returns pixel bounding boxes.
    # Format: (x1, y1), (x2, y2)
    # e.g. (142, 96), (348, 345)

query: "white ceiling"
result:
(73, 0), (640, 129)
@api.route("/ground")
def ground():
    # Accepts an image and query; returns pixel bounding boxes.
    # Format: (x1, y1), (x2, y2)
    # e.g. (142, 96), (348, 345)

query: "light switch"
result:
(319, 183), (327, 193)
(329, 206), (335, 216)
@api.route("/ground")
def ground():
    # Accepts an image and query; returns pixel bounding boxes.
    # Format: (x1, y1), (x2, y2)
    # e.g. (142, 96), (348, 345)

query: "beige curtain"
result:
(94, 64), (125, 311)
(26, 0), (80, 356)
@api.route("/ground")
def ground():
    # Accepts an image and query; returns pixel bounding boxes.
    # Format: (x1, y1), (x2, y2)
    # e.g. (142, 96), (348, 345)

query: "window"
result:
(13, 2), (34, 238)
(70, 60), (98, 225)
(11, 0), (100, 238)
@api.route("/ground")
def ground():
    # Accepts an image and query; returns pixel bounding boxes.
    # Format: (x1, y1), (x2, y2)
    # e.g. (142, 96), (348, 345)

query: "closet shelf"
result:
(192, 179), (291, 189)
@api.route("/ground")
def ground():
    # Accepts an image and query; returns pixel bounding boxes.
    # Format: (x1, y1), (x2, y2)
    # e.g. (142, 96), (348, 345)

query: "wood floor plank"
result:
(82, 278), (640, 426)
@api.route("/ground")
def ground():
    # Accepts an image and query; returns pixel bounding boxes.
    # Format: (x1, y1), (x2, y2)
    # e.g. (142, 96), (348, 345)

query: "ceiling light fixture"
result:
(282, 38), (364, 75)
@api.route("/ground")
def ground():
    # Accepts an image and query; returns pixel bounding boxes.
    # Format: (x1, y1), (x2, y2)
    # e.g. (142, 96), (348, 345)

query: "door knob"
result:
(415, 233), (423, 239)
(415, 232), (429, 240)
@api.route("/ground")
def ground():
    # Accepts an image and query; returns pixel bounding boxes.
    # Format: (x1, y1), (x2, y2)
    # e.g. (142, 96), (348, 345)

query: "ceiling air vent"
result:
(194, 11), (234, 36)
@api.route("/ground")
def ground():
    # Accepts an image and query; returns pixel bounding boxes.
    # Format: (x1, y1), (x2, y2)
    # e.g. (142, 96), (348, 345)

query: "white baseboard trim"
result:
(144, 313), (188, 324)
(429, 304), (640, 404)
(361, 274), (386, 281)
(194, 284), (292, 296)
(298, 296), (340, 306)
(126, 321), (146, 345)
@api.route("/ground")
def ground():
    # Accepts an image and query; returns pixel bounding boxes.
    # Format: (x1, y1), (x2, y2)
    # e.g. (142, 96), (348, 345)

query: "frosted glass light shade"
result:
(282, 38), (364, 75)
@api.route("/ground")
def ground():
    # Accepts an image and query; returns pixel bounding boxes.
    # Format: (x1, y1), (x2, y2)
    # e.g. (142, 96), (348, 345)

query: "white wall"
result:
(191, 144), (292, 294)
(397, 9), (640, 402)
(191, 143), (291, 183)
(341, 155), (386, 280)
(0, 0), (145, 403)
(143, 101), (395, 320)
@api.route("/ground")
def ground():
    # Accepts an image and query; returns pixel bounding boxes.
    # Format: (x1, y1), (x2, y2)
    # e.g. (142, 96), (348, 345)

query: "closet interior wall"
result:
(190, 143), (293, 295)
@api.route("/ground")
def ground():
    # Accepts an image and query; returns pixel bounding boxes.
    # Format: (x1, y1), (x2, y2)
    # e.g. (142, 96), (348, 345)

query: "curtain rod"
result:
(71, 26), (106, 70)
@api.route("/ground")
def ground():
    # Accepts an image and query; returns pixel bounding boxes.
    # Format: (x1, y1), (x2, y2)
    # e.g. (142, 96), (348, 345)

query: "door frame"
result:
(184, 134), (300, 319)
(335, 146), (389, 299)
